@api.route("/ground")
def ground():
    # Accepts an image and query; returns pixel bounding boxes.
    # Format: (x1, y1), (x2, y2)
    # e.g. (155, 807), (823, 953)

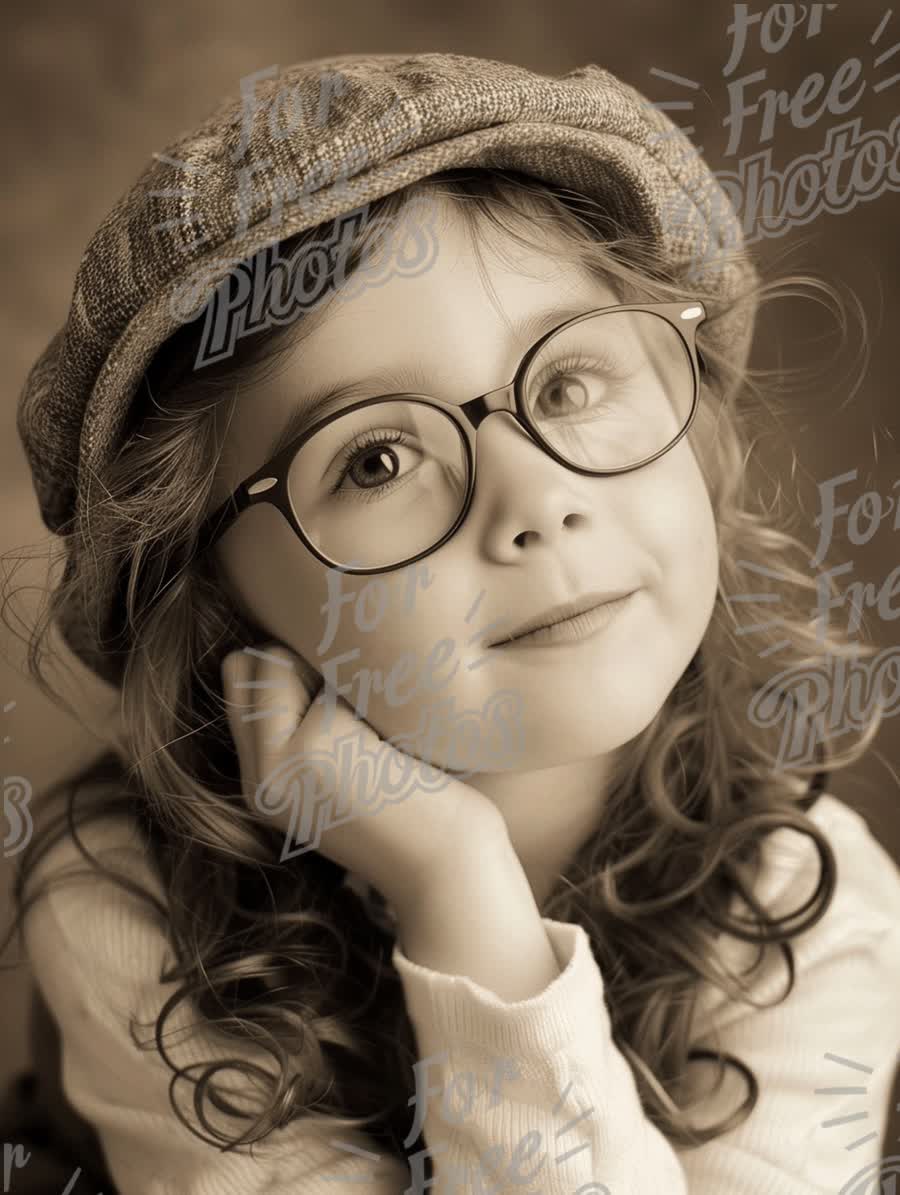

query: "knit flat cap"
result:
(16, 50), (758, 687)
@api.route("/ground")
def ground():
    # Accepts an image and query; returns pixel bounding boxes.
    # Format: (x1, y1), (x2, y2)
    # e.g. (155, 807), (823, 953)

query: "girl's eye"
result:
(529, 352), (634, 421)
(535, 371), (604, 419)
(328, 428), (423, 500)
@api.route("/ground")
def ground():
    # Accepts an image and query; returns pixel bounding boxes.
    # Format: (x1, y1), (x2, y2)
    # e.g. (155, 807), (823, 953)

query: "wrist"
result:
(387, 806), (513, 918)
(390, 827), (561, 999)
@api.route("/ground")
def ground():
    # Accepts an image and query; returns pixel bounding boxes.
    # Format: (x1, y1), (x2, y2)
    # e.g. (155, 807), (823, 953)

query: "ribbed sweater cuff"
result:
(390, 917), (610, 1057)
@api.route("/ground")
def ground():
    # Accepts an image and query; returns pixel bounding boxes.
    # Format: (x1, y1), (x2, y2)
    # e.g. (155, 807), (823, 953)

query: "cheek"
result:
(214, 512), (489, 731)
(640, 447), (719, 620)
(214, 505), (330, 665)
(349, 632), (521, 774)
(640, 434), (712, 537)
(296, 554), (524, 761)
(581, 439), (719, 656)
(314, 570), (501, 739)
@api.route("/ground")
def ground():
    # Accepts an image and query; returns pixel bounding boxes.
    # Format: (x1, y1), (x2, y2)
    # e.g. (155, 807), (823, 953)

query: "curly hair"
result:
(0, 166), (884, 1173)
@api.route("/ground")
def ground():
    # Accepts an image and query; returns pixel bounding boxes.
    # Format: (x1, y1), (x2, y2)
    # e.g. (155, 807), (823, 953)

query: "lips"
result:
(487, 590), (638, 647)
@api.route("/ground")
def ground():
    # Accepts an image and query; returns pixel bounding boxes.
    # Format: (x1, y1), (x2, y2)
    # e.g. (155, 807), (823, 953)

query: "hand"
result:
(220, 642), (508, 909)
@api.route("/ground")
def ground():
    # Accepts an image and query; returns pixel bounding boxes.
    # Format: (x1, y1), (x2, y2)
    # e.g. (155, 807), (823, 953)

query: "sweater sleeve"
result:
(675, 795), (900, 1194)
(21, 794), (900, 1194)
(388, 793), (900, 1194)
(20, 816), (409, 1194)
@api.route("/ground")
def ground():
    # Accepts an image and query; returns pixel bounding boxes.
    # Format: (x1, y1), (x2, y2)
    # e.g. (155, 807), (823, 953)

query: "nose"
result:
(469, 409), (595, 559)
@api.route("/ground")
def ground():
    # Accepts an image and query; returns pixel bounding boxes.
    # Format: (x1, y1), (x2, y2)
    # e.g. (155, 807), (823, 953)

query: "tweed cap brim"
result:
(17, 51), (759, 688)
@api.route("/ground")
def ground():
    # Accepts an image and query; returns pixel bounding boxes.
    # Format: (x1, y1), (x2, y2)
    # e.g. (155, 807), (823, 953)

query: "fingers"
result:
(221, 647), (257, 793)
(291, 650), (323, 699)
(248, 644), (314, 762)
(221, 644), (317, 796)
(220, 640), (424, 855)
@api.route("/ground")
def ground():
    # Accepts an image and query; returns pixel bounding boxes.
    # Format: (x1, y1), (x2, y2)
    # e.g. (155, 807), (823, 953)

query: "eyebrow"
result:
(268, 302), (598, 458)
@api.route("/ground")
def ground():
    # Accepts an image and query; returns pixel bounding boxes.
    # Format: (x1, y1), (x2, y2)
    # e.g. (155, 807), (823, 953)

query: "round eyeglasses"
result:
(196, 301), (707, 574)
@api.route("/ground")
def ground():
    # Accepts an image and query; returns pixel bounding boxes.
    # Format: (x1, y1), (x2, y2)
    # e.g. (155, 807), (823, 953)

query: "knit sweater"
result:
(20, 791), (900, 1194)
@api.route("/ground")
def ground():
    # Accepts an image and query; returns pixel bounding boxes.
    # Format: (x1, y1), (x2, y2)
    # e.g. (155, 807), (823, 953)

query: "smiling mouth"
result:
(489, 591), (639, 649)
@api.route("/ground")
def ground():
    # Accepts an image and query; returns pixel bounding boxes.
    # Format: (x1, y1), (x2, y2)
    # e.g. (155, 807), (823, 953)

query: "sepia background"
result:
(2, 0), (899, 1171)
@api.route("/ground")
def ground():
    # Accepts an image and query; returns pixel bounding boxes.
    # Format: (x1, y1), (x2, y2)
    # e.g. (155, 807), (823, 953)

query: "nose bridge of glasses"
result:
(460, 381), (518, 430)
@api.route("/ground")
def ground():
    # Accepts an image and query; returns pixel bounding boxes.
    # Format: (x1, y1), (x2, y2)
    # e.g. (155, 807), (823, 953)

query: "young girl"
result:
(3, 51), (899, 1195)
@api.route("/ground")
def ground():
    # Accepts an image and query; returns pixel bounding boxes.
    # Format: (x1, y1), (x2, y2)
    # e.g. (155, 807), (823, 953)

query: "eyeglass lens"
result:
(286, 310), (695, 569)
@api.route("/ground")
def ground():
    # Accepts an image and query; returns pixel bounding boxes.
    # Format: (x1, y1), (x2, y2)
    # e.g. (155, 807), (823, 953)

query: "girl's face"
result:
(210, 195), (719, 774)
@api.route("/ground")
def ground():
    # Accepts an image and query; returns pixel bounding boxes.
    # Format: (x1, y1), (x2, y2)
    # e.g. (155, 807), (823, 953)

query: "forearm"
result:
(392, 832), (561, 1002)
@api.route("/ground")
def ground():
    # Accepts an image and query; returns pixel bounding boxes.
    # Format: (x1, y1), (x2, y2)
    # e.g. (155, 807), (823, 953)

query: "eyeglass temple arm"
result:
(197, 487), (251, 555)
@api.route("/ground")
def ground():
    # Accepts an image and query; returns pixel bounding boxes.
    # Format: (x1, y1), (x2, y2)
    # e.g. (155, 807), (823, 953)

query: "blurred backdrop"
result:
(2, 0), (899, 1169)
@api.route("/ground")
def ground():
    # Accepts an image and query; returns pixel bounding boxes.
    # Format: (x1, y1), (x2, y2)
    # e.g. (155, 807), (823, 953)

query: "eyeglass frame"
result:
(196, 300), (708, 575)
